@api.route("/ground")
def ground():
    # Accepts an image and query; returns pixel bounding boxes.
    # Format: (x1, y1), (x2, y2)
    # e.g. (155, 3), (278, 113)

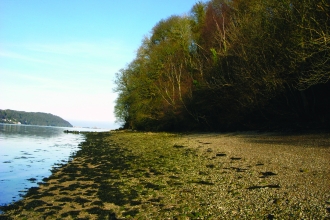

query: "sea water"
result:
(0, 124), (106, 206)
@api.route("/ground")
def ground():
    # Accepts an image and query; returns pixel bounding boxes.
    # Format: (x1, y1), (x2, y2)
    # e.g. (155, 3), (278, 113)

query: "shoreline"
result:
(1, 131), (329, 219)
(0, 124), (86, 208)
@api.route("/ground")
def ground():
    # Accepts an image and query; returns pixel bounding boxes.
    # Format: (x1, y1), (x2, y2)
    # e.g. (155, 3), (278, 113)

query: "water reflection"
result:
(0, 124), (64, 138)
(0, 124), (88, 206)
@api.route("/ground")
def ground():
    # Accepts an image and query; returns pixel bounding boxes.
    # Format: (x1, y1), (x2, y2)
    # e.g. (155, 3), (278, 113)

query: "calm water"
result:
(0, 124), (106, 206)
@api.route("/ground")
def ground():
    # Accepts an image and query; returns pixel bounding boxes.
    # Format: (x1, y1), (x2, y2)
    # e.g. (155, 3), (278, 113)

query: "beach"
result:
(1, 130), (329, 219)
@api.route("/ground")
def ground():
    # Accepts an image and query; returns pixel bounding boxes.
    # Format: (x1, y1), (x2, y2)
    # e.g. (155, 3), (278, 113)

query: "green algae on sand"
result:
(1, 131), (329, 219)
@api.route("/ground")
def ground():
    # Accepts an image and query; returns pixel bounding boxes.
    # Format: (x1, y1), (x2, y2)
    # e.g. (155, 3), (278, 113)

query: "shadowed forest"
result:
(114, 0), (329, 131)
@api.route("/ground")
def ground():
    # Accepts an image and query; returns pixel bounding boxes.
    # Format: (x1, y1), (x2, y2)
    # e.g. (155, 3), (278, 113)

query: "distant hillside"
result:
(0, 109), (72, 127)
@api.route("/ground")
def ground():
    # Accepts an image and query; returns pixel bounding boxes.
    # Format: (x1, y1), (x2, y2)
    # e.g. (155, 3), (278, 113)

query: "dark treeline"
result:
(0, 109), (72, 127)
(115, 0), (329, 131)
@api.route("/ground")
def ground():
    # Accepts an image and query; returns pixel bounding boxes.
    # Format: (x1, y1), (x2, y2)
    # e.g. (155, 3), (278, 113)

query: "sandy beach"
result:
(1, 131), (329, 219)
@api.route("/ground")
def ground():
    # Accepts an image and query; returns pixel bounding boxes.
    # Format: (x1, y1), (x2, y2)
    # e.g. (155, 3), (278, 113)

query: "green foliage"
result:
(114, 0), (330, 131)
(0, 109), (72, 127)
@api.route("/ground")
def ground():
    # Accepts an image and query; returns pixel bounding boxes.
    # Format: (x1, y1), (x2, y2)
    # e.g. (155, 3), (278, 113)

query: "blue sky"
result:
(0, 0), (205, 128)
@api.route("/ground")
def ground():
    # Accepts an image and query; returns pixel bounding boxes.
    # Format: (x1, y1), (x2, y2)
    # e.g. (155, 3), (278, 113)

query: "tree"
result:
(114, 0), (330, 131)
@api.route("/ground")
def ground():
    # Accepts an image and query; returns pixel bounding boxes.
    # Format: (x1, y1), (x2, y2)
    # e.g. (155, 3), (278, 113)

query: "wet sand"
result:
(1, 131), (329, 219)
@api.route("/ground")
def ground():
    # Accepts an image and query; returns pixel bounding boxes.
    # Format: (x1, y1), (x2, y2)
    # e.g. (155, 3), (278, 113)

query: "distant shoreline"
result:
(69, 120), (120, 130)
(0, 109), (72, 127)
(0, 122), (69, 128)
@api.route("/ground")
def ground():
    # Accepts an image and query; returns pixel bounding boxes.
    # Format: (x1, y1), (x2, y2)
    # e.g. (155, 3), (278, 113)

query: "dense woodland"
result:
(114, 0), (330, 131)
(0, 109), (72, 127)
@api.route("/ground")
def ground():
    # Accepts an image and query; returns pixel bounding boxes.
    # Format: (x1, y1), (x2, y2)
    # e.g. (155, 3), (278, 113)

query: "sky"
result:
(0, 0), (206, 129)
